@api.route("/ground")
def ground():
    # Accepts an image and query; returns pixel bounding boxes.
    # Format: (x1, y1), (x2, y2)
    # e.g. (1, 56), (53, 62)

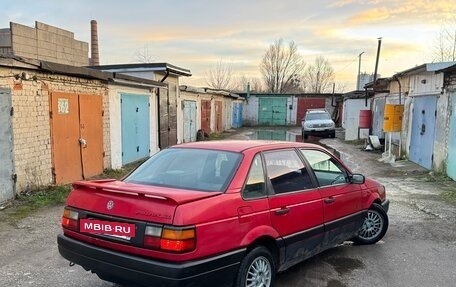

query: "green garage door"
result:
(259, 98), (287, 126)
(447, 93), (456, 180)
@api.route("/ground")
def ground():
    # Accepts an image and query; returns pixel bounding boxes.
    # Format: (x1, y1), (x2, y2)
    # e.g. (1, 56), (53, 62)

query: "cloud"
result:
(347, 8), (391, 25)
(344, 0), (456, 26)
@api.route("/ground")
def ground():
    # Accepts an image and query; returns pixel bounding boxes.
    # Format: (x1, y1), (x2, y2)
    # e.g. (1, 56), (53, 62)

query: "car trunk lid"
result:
(67, 179), (222, 224)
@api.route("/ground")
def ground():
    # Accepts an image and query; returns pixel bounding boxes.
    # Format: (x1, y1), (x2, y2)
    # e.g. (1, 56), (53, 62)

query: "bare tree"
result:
(206, 59), (233, 90)
(335, 82), (348, 93)
(304, 56), (335, 93)
(232, 75), (263, 92)
(260, 39), (306, 93)
(433, 18), (456, 62)
(134, 44), (155, 63)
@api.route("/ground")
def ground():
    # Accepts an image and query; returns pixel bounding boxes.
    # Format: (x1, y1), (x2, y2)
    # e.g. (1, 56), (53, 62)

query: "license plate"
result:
(80, 219), (136, 238)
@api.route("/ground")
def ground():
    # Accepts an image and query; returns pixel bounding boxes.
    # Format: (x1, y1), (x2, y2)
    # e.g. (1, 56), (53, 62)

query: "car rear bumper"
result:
(57, 234), (245, 287)
(303, 129), (335, 136)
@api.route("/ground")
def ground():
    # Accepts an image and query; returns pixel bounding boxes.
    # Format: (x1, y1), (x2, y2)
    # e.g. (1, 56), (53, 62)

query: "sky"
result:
(1, 0), (455, 91)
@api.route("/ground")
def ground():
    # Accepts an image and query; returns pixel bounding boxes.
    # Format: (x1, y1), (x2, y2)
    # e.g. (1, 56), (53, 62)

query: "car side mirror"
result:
(351, 174), (365, 184)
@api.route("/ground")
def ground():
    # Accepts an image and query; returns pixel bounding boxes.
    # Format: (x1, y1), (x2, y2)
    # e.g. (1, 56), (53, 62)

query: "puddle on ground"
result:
(327, 279), (348, 287)
(247, 129), (341, 158)
(325, 257), (365, 275)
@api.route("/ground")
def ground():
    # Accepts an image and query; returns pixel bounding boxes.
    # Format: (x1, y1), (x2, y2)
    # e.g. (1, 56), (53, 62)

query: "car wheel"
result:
(234, 246), (275, 287)
(303, 134), (308, 139)
(330, 131), (336, 138)
(352, 203), (388, 245)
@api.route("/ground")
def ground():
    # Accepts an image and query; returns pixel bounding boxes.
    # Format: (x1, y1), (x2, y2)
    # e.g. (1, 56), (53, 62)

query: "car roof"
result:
(170, 140), (321, 153)
(306, 109), (328, 113)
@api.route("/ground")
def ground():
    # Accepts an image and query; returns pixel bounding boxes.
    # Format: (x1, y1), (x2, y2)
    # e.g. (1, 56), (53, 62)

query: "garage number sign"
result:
(58, 98), (69, 114)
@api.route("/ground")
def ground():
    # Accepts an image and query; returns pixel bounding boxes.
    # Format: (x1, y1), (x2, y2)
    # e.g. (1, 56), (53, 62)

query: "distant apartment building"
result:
(357, 72), (380, 90)
(0, 21), (89, 66)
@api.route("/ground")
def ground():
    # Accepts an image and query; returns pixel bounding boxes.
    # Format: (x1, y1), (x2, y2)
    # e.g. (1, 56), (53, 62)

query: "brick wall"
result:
(444, 72), (456, 90)
(0, 67), (109, 193)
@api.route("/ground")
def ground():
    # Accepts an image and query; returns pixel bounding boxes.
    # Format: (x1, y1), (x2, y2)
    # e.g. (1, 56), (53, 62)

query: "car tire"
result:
(303, 133), (308, 139)
(330, 131), (335, 138)
(352, 203), (388, 245)
(234, 246), (275, 287)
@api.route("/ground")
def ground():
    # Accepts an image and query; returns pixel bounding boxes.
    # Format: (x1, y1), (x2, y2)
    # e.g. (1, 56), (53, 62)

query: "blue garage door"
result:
(447, 93), (456, 180)
(121, 93), (150, 165)
(232, 102), (243, 128)
(183, 100), (197, 143)
(409, 95), (437, 170)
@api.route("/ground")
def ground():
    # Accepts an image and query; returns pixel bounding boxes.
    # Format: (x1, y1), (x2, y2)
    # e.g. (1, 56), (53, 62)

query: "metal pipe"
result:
(160, 69), (170, 82)
(357, 52), (364, 90)
(373, 38), (382, 89)
(393, 76), (402, 104)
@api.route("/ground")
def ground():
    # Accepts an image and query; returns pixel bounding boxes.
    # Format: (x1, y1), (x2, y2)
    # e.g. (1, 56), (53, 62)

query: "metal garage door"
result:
(232, 102), (243, 128)
(183, 100), (197, 143)
(409, 95), (437, 170)
(158, 84), (177, 149)
(201, 99), (211, 134)
(51, 92), (103, 183)
(372, 97), (386, 139)
(258, 97), (287, 126)
(297, 97), (325, 124)
(0, 88), (14, 204)
(447, 93), (456, 180)
(121, 93), (150, 165)
(215, 101), (223, 133)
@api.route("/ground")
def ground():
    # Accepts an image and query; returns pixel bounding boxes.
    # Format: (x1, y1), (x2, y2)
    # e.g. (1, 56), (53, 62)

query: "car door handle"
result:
(324, 197), (336, 204)
(274, 208), (290, 215)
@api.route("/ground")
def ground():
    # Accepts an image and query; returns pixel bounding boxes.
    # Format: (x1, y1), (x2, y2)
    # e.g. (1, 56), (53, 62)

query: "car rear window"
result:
(124, 148), (242, 192)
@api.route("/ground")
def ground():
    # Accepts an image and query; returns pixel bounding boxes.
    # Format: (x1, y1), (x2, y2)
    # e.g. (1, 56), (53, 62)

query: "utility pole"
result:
(357, 51), (365, 90)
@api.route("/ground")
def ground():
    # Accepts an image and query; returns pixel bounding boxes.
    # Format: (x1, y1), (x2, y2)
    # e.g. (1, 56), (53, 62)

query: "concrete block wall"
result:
(0, 67), (109, 193)
(7, 21), (89, 66)
(10, 23), (38, 59)
(0, 28), (12, 47)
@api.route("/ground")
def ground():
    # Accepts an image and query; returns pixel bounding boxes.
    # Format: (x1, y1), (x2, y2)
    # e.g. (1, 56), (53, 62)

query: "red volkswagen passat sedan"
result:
(58, 140), (389, 287)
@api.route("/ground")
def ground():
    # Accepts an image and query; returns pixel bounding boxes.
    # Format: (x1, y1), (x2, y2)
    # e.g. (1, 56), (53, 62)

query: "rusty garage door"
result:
(297, 97), (326, 124)
(50, 92), (103, 184)
(0, 88), (14, 204)
(215, 100), (223, 133)
(201, 99), (211, 134)
(158, 84), (177, 149)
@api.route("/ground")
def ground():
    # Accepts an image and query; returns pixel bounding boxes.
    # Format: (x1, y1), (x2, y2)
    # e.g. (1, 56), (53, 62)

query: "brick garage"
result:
(0, 56), (109, 194)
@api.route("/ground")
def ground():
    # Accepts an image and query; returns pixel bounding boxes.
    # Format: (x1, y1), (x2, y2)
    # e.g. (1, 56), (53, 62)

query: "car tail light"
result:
(62, 208), (79, 231)
(143, 225), (162, 249)
(143, 225), (196, 253)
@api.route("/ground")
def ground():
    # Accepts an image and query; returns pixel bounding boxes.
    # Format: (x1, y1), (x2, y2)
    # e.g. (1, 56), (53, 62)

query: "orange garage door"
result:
(50, 92), (103, 184)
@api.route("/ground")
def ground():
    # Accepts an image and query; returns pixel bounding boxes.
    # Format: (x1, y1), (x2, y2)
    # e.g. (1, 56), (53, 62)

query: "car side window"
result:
(264, 150), (313, 194)
(300, 149), (348, 186)
(243, 154), (267, 199)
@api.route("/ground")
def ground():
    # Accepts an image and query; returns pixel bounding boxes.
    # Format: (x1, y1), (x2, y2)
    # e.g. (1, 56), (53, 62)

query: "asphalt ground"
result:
(1, 127), (455, 287)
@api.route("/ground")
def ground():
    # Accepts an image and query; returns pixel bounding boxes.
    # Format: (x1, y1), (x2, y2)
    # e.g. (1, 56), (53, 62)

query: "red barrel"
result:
(359, 110), (372, 128)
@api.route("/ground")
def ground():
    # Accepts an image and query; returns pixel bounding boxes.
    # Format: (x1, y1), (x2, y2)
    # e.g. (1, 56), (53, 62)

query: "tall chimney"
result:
(90, 20), (100, 66)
